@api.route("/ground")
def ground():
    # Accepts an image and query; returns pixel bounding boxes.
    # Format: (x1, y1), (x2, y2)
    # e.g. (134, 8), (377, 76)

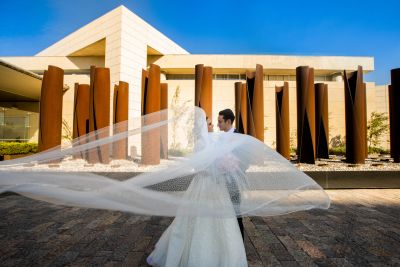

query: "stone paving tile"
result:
(0, 189), (399, 266)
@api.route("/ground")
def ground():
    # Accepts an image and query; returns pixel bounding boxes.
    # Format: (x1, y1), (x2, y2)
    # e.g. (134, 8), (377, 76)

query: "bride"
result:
(0, 107), (330, 267)
(147, 116), (247, 267)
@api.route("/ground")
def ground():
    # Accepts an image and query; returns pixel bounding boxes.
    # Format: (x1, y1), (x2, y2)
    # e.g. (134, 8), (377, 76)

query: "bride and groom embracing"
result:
(146, 105), (330, 267)
(147, 109), (259, 267)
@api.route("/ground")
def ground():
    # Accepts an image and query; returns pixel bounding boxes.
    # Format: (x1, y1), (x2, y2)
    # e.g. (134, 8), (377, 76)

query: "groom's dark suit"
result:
(230, 128), (244, 241)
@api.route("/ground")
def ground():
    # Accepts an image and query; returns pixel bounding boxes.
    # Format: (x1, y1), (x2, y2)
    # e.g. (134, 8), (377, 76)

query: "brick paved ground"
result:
(0, 189), (399, 266)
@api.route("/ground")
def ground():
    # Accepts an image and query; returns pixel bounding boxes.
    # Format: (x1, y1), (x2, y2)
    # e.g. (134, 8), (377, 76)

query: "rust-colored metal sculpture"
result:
(72, 83), (90, 159)
(275, 82), (290, 159)
(343, 66), (366, 164)
(88, 66), (111, 164)
(389, 68), (400, 162)
(112, 81), (129, 160)
(235, 82), (248, 134)
(160, 83), (168, 159)
(296, 66), (316, 164)
(38, 65), (64, 152)
(315, 83), (329, 159)
(195, 64), (213, 119)
(141, 64), (161, 165)
(245, 64), (264, 142)
(363, 82), (368, 158)
(73, 83), (90, 139)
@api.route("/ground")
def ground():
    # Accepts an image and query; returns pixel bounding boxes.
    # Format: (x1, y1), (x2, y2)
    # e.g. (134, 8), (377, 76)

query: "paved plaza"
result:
(1, 189), (399, 266)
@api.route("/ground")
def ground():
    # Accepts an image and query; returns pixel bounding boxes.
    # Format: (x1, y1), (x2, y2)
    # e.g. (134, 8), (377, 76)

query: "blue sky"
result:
(1, 0), (399, 85)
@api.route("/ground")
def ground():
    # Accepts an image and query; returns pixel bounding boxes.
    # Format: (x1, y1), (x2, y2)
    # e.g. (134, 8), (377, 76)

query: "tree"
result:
(329, 134), (345, 148)
(367, 111), (389, 149)
(62, 119), (73, 141)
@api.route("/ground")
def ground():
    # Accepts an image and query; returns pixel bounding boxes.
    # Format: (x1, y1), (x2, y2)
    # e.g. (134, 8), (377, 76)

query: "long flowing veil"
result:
(0, 106), (330, 218)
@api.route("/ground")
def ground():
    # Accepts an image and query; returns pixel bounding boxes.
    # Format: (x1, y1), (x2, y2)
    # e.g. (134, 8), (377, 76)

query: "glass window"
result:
(0, 107), (32, 142)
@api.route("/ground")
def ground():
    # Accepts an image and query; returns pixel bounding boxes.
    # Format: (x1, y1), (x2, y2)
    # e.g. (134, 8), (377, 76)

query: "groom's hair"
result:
(219, 109), (235, 124)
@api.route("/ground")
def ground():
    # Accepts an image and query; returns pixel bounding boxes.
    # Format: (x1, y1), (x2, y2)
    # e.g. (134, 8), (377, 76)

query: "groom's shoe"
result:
(237, 217), (244, 240)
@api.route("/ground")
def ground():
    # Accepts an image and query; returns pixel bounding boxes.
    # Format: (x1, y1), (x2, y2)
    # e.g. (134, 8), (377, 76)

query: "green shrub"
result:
(329, 146), (346, 155)
(368, 146), (390, 155)
(0, 142), (38, 155)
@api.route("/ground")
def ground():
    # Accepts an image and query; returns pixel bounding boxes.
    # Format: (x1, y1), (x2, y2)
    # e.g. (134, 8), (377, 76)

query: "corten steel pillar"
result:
(296, 66), (316, 164)
(195, 64), (213, 119)
(315, 83), (329, 159)
(343, 66), (366, 164)
(389, 68), (400, 162)
(235, 82), (248, 134)
(160, 83), (168, 159)
(112, 81), (129, 160)
(38, 65), (64, 152)
(88, 66), (111, 164)
(275, 82), (290, 159)
(141, 64), (161, 165)
(246, 64), (264, 142)
(72, 83), (90, 159)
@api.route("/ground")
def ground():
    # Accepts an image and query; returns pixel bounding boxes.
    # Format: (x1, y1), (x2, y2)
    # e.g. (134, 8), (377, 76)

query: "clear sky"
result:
(1, 0), (399, 85)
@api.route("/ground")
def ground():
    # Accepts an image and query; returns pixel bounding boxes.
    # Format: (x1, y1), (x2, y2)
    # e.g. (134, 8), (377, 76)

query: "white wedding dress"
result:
(147, 167), (247, 267)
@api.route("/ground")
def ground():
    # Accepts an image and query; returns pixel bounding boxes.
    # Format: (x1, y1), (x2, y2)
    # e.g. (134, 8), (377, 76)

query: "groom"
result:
(217, 108), (245, 241)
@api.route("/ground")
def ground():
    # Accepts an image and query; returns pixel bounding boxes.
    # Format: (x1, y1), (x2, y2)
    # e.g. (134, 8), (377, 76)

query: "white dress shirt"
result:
(227, 127), (235, 134)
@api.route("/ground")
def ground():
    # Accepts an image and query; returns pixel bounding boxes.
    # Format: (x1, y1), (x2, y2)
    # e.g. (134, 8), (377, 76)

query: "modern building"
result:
(0, 5), (389, 148)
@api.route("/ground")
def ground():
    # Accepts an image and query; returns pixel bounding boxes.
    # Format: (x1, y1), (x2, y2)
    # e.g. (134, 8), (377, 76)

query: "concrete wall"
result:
(35, 6), (188, 121)
(369, 85), (390, 149)
(165, 79), (386, 149)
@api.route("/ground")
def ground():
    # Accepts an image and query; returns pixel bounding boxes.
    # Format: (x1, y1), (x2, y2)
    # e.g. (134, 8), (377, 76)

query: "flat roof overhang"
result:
(0, 60), (69, 102)
(150, 54), (374, 76)
(0, 56), (105, 74)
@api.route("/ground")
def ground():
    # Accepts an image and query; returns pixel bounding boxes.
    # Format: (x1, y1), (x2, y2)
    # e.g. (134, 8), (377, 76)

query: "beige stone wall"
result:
(2, 71), (389, 150)
(368, 85), (390, 149)
(35, 6), (188, 122)
(164, 79), (388, 149)
(61, 74), (91, 142)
